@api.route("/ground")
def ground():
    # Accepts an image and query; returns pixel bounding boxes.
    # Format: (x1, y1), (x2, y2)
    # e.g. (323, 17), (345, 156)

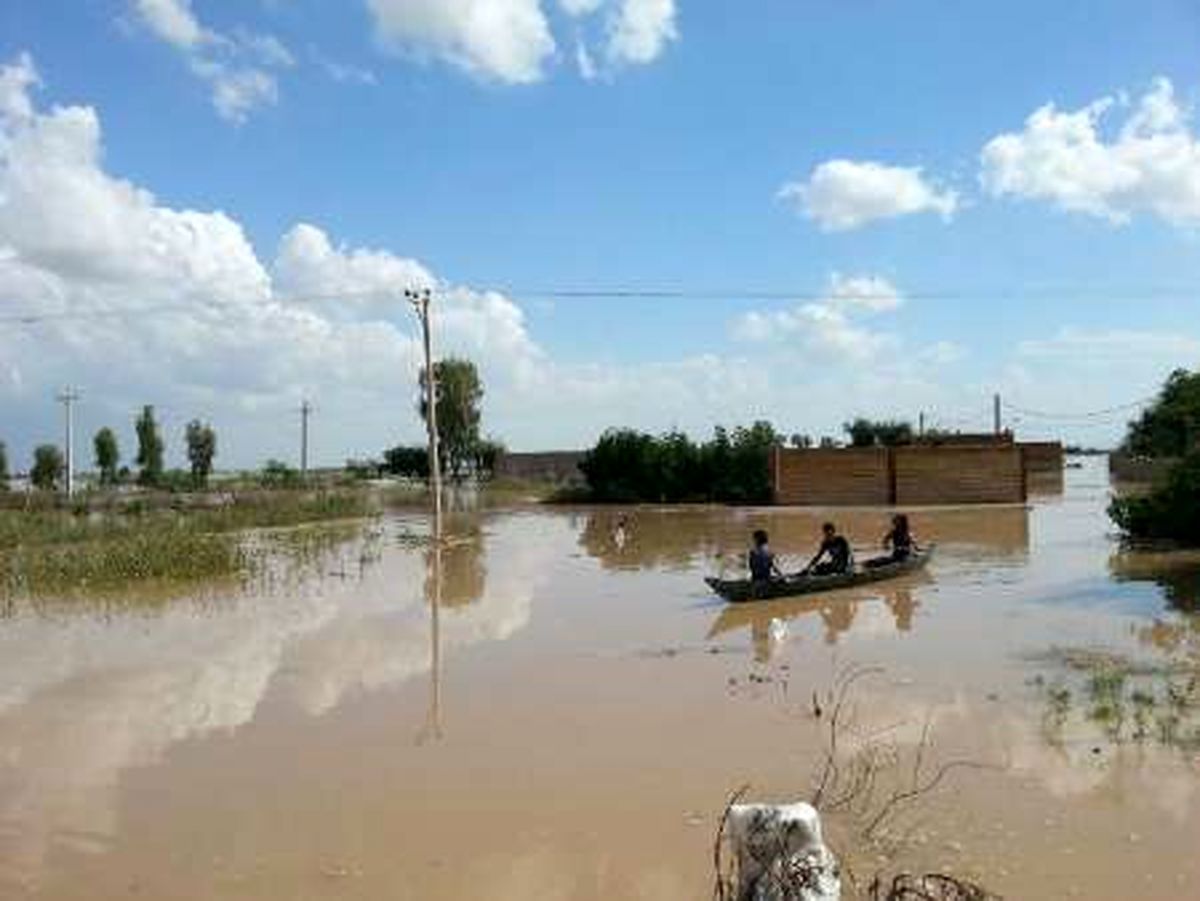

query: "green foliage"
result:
(1124, 368), (1200, 458)
(473, 438), (505, 479)
(579, 421), (781, 504)
(0, 440), (8, 491)
(344, 458), (383, 481)
(419, 357), (484, 478)
(383, 445), (430, 478)
(185, 419), (217, 488)
(1109, 450), (1200, 544)
(93, 427), (119, 485)
(135, 405), (165, 486)
(844, 417), (914, 447)
(30, 444), (63, 491)
(260, 459), (301, 489)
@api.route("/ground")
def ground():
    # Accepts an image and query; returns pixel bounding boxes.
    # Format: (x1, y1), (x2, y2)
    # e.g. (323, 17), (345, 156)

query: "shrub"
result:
(1109, 450), (1200, 544)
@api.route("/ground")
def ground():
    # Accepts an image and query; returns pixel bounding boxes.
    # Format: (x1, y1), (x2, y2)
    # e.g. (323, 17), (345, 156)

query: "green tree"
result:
(1110, 450), (1200, 544)
(0, 440), (8, 491)
(844, 417), (914, 447)
(1124, 368), (1200, 457)
(93, 427), (119, 485)
(185, 420), (217, 488)
(135, 405), (164, 486)
(31, 444), (64, 491)
(383, 445), (430, 478)
(419, 357), (484, 478)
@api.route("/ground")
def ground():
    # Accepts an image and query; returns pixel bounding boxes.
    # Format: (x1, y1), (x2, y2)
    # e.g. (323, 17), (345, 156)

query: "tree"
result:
(1124, 368), (1200, 458)
(94, 427), (119, 485)
(844, 418), (914, 448)
(419, 357), (484, 478)
(0, 440), (8, 491)
(1110, 450), (1200, 544)
(135, 405), (165, 486)
(31, 444), (63, 491)
(185, 420), (217, 488)
(383, 445), (430, 478)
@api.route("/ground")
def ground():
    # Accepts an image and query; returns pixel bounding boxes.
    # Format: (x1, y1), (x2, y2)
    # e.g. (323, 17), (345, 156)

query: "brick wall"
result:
(773, 445), (1027, 506)
(1019, 442), (1064, 473)
(494, 451), (585, 483)
(773, 448), (892, 505)
(894, 445), (1026, 505)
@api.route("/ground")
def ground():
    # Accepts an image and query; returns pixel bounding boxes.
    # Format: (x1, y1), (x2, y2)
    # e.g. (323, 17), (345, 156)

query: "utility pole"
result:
(993, 393), (1002, 436)
(299, 399), (312, 481)
(918, 411), (925, 438)
(406, 287), (442, 529)
(56, 386), (80, 496)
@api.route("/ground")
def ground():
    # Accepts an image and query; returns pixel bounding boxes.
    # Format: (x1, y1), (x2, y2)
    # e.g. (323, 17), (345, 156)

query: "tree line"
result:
(0, 406), (217, 492)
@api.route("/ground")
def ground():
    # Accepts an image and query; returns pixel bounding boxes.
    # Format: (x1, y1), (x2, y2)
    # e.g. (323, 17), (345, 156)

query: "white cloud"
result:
(732, 273), (903, 361)
(606, 0), (678, 66)
(559, 0), (605, 14)
(128, 0), (291, 122)
(780, 159), (959, 231)
(1017, 327), (1200, 362)
(365, 0), (556, 84)
(980, 78), (1200, 226)
(132, 0), (206, 49)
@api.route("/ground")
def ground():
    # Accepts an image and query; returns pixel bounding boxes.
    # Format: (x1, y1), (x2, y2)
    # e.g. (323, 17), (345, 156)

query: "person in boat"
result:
(866, 513), (918, 568)
(804, 522), (852, 576)
(748, 529), (783, 583)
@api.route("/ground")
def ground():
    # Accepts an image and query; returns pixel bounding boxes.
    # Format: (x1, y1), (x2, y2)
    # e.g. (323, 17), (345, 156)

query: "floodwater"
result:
(1, 459), (1198, 899)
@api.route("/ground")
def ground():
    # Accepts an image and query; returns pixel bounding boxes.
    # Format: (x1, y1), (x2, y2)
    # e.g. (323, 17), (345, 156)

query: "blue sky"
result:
(1, 1), (1200, 467)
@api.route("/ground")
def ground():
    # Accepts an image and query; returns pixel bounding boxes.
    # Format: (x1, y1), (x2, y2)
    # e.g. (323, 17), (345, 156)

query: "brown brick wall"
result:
(773, 448), (892, 506)
(894, 446), (1026, 505)
(494, 451), (585, 483)
(1019, 442), (1064, 473)
(773, 446), (1028, 506)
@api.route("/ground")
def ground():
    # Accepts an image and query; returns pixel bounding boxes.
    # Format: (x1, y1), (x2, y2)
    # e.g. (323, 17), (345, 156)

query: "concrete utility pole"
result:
(299, 399), (312, 481)
(405, 287), (442, 528)
(918, 411), (926, 438)
(56, 387), (80, 496)
(993, 393), (1002, 436)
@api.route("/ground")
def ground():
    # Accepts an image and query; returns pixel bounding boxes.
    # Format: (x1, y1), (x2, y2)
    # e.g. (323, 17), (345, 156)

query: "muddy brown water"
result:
(1, 459), (1198, 899)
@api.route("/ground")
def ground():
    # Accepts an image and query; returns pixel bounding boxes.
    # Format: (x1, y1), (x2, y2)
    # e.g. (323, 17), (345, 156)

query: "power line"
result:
(1002, 397), (1155, 421)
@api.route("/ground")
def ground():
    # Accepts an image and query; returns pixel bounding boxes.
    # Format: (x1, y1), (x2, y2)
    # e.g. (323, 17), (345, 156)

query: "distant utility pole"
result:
(993, 393), (1002, 436)
(56, 386), (80, 496)
(405, 287), (442, 529)
(299, 399), (312, 480)
(918, 411), (926, 438)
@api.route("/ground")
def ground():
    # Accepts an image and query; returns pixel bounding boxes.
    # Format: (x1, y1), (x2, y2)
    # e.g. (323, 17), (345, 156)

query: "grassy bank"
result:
(0, 490), (376, 598)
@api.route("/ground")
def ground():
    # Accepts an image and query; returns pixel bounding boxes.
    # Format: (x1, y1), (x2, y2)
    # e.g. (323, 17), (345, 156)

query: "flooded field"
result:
(1, 458), (1198, 899)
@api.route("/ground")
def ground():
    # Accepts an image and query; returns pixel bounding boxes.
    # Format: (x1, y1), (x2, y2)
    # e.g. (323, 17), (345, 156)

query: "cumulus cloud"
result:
(559, 0), (677, 77)
(128, 0), (291, 122)
(980, 78), (1200, 226)
(779, 159), (959, 231)
(732, 274), (903, 361)
(0, 53), (545, 466)
(365, 0), (556, 84)
(605, 0), (678, 66)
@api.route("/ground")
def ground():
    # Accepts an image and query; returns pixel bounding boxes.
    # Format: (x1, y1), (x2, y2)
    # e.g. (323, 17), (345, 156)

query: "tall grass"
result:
(0, 490), (376, 598)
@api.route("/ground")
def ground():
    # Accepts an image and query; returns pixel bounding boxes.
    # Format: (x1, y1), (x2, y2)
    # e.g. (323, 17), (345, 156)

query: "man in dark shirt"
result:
(805, 522), (852, 576)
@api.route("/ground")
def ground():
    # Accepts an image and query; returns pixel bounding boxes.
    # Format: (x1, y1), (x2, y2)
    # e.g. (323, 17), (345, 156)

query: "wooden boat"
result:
(704, 547), (934, 603)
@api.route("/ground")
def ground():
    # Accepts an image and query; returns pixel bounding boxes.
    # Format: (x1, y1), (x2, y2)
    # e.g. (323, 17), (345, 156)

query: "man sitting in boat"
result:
(748, 529), (783, 583)
(804, 523), (852, 576)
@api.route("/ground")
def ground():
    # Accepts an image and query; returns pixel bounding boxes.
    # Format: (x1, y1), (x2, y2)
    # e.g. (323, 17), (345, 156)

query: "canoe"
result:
(704, 547), (934, 603)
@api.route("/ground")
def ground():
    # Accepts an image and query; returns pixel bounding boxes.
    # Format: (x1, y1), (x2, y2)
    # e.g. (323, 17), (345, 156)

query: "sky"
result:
(2, 0), (1200, 469)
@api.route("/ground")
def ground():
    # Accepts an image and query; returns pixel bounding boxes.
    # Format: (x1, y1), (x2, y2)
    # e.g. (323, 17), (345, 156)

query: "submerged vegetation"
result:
(0, 490), (376, 598)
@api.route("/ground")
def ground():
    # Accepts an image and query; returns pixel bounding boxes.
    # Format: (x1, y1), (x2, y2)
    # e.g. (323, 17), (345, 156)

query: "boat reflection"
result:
(706, 574), (931, 659)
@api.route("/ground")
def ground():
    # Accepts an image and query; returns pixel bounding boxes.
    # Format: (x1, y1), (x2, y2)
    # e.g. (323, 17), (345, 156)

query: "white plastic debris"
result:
(727, 801), (841, 901)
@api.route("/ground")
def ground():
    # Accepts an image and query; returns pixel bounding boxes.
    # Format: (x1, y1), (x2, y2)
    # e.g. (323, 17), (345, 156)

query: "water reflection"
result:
(1110, 552), (1200, 613)
(579, 504), (1030, 573)
(706, 579), (928, 658)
